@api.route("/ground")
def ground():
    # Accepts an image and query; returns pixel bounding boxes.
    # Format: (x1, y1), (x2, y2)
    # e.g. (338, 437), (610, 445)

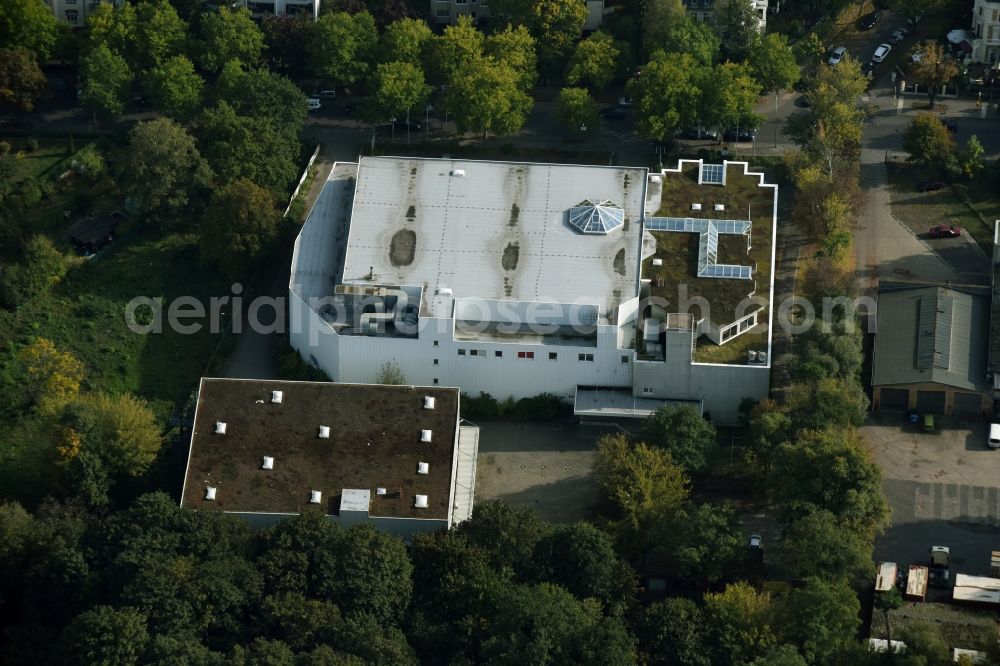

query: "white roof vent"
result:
(318, 425), (330, 439)
(417, 461), (430, 475)
(271, 390), (283, 404)
(376, 487), (387, 495)
(420, 429), (432, 443)
(310, 490), (322, 504)
(691, 203), (702, 211)
(414, 494), (429, 508)
(205, 486), (217, 501)
(436, 287), (452, 297)
(652, 258), (663, 267)
(423, 396), (435, 409)
(650, 175), (662, 183)
(262, 456), (274, 470)
(214, 421), (227, 435)
(714, 203), (725, 212)
(450, 169), (465, 177)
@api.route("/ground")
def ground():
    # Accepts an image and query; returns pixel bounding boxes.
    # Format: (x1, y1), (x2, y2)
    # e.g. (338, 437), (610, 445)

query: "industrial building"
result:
(289, 157), (778, 424)
(180, 378), (478, 538)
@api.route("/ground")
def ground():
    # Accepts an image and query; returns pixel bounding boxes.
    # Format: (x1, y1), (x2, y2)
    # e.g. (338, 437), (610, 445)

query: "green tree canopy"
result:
(556, 86), (598, 132)
(310, 11), (378, 87)
(629, 51), (702, 141)
(260, 14), (312, 73)
(528, 0), (588, 72)
(380, 17), (432, 65)
(776, 578), (860, 665)
(118, 118), (212, 220)
(648, 502), (744, 585)
(700, 61), (762, 141)
(327, 524), (413, 623)
(426, 15), (484, 85)
(0, 0), (59, 60)
(642, 404), (717, 474)
(19, 337), (85, 416)
(57, 605), (149, 666)
(144, 54), (203, 120)
(565, 31), (621, 91)
(704, 582), (777, 664)
(85, 2), (137, 58)
(80, 43), (132, 118)
(786, 377), (868, 431)
(0, 47), (46, 112)
(903, 111), (955, 169)
(636, 597), (711, 666)
(192, 6), (264, 72)
(643, 0), (719, 66)
(212, 62), (307, 133)
(531, 522), (634, 609)
(456, 500), (550, 573)
(364, 60), (431, 123)
(444, 56), (532, 139)
(777, 508), (874, 586)
(710, 0), (761, 61)
(484, 24), (537, 92)
(0, 234), (68, 307)
(198, 178), (278, 280)
(133, 0), (186, 70)
(749, 33), (799, 95)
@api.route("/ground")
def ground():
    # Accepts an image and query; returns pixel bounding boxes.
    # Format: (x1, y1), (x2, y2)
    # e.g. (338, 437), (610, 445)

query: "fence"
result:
(283, 143), (321, 218)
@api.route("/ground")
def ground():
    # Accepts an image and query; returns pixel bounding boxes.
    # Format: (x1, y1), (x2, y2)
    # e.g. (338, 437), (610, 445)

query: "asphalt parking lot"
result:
(864, 413), (1000, 576)
(474, 420), (614, 523)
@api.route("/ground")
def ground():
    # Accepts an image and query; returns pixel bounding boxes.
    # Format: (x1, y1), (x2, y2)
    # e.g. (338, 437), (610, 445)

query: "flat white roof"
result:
(340, 157), (645, 320)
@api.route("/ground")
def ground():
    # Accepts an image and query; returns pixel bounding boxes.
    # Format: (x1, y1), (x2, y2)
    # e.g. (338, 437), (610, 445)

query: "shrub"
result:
(24, 138), (39, 152)
(512, 393), (570, 421)
(0, 141), (10, 155)
(461, 391), (500, 420)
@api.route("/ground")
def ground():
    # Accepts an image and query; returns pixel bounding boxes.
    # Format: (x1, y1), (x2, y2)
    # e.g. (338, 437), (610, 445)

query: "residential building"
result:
(239, 0), (319, 19)
(430, 0), (606, 30)
(289, 157), (778, 424)
(44, 0), (118, 28)
(872, 284), (990, 415)
(180, 378), (479, 538)
(682, 0), (768, 33)
(971, 0), (1000, 65)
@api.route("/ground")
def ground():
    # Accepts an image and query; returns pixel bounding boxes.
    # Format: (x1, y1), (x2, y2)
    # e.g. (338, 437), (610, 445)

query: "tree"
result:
(426, 15), (484, 85)
(57, 606), (149, 666)
(364, 60), (431, 126)
(375, 360), (405, 385)
(956, 135), (985, 180)
(565, 31), (620, 91)
(803, 55), (868, 113)
(897, 620), (949, 664)
(19, 338), (84, 415)
(144, 55), (203, 120)
(785, 377), (869, 431)
(630, 51), (702, 141)
(529, 0), (588, 73)
(776, 578), (860, 665)
(770, 427), (889, 534)
(0, 0), (59, 60)
(118, 118), (212, 220)
(751, 645), (808, 666)
(909, 41), (959, 110)
(816, 193), (853, 259)
(0, 235), (69, 307)
(259, 592), (342, 652)
(902, 112), (955, 170)
(80, 44), (132, 119)
(444, 57), (532, 139)
(642, 0), (686, 57)
(636, 598), (710, 666)
(710, 0), (760, 61)
(328, 525), (413, 623)
(595, 433), (689, 531)
(874, 587), (904, 655)
(777, 509), (873, 585)
(794, 32), (826, 75)
(310, 11), (378, 87)
(457, 501), (550, 574)
(337, 612), (418, 666)
(556, 87), (598, 133)
(704, 582), (777, 665)
(261, 15), (312, 73)
(743, 398), (792, 478)
(0, 47), (46, 112)
(701, 61), (762, 143)
(648, 502), (744, 585)
(192, 6), (263, 72)
(890, 0), (946, 25)
(85, 3), (137, 58)
(485, 0), (533, 26)
(133, 0), (186, 70)
(643, 0), (718, 66)
(643, 404), (717, 474)
(484, 24), (537, 92)
(198, 179), (277, 280)
(750, 34), (799, 147)
(380, 17), (432, 66)
(211, 63), (307, 134)
(531, 522), (634, 609)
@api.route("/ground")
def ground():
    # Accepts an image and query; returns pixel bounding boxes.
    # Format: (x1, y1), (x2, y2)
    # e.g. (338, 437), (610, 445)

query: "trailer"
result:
(953, 573), (1000, 607)
(875, 562), (898, 593)
(905, 565), (929, 601)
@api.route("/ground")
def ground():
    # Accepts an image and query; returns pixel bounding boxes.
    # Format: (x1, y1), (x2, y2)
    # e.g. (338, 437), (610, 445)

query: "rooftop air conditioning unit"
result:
(450, 169), (465, 177)
(271, 390), (283, 404)
(310, 490), (322, 504)
(424, 396), (436, 410)
(214, 421), (227, 435)
(421, 429), (433, 442)
(262, 456), (274, 470)
(652, 258), (663, 267)
(376, 487), (387, 495)
(715, 203), (725, 212)
(436, 287), (453, 297)
(691, 203), (702, 211)
(318, 425), (330, 439)
(205, 486), (217, 501)
(417, 462), (429, 475)
(650, 175), (662, 183)
(414, 494), (429, 508)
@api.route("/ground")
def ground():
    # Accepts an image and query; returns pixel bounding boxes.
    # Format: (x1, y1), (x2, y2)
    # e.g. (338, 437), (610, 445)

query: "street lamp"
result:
(390, 116), (396, 141)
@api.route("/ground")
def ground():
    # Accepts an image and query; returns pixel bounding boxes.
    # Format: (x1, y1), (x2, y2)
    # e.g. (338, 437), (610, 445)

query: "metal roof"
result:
(872, 285), (990, 392)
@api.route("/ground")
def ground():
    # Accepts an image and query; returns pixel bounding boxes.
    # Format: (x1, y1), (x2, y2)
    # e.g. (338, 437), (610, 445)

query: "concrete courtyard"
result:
(864, 413), (1000, 576)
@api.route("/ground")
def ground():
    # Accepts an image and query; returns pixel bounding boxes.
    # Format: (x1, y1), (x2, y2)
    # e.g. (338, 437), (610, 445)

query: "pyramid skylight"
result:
(568, 199), (625, 235)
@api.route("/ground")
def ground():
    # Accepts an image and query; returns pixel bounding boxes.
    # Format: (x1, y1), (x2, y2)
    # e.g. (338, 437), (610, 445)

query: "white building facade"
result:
(44, 0), (117, 28)
(972, 0), (1000, 65)
(430, 0), (605, 30)
(290, 157), (777, 424)
(683, 0), (768, 33)
(240, 0), (319, 19)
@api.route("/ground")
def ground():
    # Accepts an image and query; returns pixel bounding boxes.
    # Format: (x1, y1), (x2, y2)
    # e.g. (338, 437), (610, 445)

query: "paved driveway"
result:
(864, 414), (1000, 576)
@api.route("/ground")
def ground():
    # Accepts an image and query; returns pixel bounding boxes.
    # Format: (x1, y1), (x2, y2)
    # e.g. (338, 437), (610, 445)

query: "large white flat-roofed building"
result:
(290, 157), (778, 424)
(180, 378), (478, 539)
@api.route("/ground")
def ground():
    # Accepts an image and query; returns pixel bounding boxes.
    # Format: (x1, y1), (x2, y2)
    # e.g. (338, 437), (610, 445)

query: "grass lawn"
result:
(694, 329), (769, 364)
(4, 137), (81, 182)
(870, 602), (997, 653)
(886, 163), (997, 253)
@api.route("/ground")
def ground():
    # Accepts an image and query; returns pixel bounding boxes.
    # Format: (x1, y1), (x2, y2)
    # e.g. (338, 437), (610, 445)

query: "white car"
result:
(872, 43), (892, 63)
(828, 46), (847, 66)
(306, 98), (321, 111)
(989, 423), (1000, 449)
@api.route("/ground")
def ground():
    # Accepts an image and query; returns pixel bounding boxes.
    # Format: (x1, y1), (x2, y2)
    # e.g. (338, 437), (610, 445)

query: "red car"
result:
(928, 223), (961, 238)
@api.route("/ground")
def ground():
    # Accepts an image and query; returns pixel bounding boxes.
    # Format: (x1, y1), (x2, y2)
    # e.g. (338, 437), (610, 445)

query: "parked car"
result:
(889, 27), (908, 44)
(748, 534), (763, 549)
(928, 223), (961, 238)
(858, 11), (882, 30)
(617, 95), (634, 108)
(600, 105), (626, 119)
(313, 90), (337, 99)
(306, 98), (321, 111)
(917, 179), (945, 192)
(723, 127), (757, 142)
(795, 95), (812, 108)
(872, 43), (892, 63)
(677, 126), (718, 140)
(943, 118), (958, 133)
(828, 46), (847, 66)
(989, 423), (1000, 449)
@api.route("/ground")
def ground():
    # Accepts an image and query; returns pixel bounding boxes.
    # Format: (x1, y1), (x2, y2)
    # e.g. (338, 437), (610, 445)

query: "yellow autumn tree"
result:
(19, 338), (85, 414)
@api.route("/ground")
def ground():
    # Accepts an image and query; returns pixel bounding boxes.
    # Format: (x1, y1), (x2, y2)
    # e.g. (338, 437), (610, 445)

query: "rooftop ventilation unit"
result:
(318, 425), (330, 439)
(650, 175), (662, 184)
(424, 396), (435, 409)
(451, 169), (466, 177)
(420, 429), (433, 443)
(262, 456), (274, 470)
(691, 203), (702, 211)
(414, 494), (429, 508)
(714, 204), (725, 212)
(205, 486), (217, 501)
(417, 462), (430, 475)
(271, 390), (283, 404)
(436, 287), (453, 297)
(214, 421), (227, 435)
(652, 258), (663, 267)
(310, 490), (322, 504)
(376, 487), (387, 495)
